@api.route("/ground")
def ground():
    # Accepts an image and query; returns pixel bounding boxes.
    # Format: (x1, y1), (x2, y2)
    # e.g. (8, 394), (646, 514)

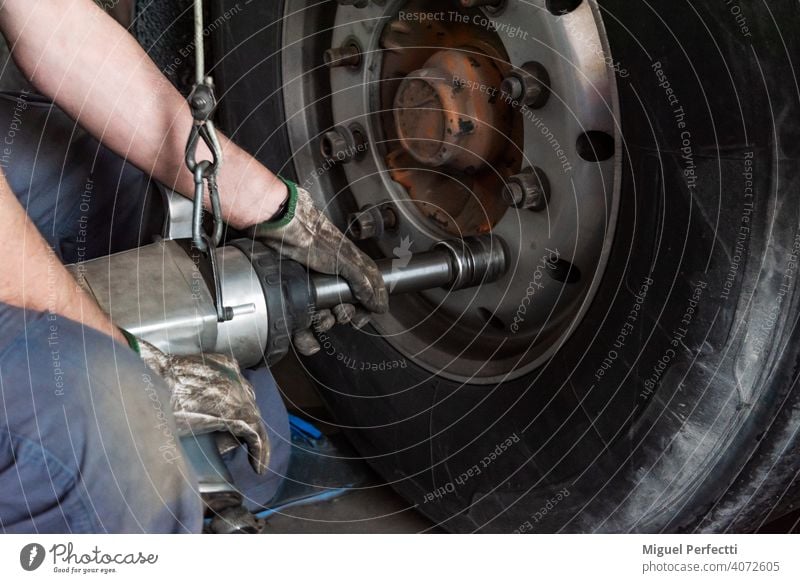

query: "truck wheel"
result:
(211, 0), (800, 532)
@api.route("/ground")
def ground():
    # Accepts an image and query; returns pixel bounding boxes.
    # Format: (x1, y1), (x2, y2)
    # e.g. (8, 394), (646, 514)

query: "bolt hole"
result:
(321, 136), (333, 158)
(486, 0), (508, 15)
(576, 131), (615, 162)
(478, 307), (506, 331)
(546, 259), (581, 284)
(545, 0), (583, 15)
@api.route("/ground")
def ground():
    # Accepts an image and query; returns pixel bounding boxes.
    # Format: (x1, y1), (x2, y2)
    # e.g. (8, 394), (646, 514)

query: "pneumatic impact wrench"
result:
(68, 234), (507, 531)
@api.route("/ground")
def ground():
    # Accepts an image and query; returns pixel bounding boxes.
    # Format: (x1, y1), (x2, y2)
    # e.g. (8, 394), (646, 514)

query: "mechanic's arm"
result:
(0, 171), (127, 343)
(0, 0), (287, 230)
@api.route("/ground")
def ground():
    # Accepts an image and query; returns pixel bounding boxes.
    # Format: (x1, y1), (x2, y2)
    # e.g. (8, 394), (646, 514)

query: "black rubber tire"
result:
(133, 0), (196, 95)
(214, 1), (800, 532)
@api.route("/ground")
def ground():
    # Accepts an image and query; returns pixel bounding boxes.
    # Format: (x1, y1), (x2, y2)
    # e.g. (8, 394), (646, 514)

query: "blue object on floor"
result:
(288, 413), (323, 441)
(253, 487), (351, 519)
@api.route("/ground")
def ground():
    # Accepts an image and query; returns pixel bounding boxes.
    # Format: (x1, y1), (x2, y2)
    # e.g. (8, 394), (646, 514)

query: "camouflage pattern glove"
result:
(252, 180), (389, 356)
(125, 334), (269, 475)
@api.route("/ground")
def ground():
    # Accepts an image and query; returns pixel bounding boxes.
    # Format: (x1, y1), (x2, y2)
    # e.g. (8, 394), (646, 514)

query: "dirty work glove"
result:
(252, 179), (389, 356)
(123, 332), (269, 475)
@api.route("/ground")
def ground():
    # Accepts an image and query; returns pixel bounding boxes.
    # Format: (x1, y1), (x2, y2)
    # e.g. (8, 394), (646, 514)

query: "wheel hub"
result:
(379, 7), (523, 237)
(394, 50), (508, 172)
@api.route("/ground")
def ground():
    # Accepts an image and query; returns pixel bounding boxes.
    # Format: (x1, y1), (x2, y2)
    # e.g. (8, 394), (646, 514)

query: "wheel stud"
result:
(502, 167), (550, 211)
(500, 76), (524, 101)
(320, 124), (368, 164)
(324, 43), (361, 69)
(348, 205), (398, 240)
(501, 61), (550, 108)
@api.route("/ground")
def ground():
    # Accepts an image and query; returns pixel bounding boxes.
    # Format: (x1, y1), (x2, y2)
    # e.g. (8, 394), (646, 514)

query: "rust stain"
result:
(379, 0), (523, 237)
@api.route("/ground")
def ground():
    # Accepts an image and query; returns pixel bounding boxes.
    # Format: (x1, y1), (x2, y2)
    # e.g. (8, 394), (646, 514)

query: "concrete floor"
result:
(261, 485), (437, 534)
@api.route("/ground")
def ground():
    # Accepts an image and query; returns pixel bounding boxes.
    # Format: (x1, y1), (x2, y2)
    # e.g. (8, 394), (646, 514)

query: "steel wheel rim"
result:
(282, 0), (622, 384)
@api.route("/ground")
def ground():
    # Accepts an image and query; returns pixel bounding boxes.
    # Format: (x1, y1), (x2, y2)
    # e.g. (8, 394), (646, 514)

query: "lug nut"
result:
(321, 131), (347, 160)
(501, 61), (550, 108)
(500, 76), (524, 101)
(320, 124), (368, 164)
(348, 205), (398, 240)
(337, 0), (369, 7)
(324, 43), (361, 69)
(349, 210), (379, 240)
(502, 167), (550, 211)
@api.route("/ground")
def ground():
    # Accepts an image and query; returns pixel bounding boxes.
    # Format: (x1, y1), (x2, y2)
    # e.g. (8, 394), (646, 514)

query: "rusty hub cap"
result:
(380, 5), (522, 237)
(394, 50), (507, 172)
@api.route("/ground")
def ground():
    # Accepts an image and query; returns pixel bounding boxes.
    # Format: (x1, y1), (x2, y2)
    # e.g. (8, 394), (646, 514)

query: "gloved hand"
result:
(252, 179), (389, 356)
(123, 333), (269, 474)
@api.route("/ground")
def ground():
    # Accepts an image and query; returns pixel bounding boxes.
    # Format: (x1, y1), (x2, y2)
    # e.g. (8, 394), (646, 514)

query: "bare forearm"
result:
(0, 0), (287, 229)
(0, 172), (126, 343)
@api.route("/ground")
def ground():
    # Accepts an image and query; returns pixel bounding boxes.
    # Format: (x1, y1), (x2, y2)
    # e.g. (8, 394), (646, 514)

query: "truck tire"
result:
(210, 0), (800, 532)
